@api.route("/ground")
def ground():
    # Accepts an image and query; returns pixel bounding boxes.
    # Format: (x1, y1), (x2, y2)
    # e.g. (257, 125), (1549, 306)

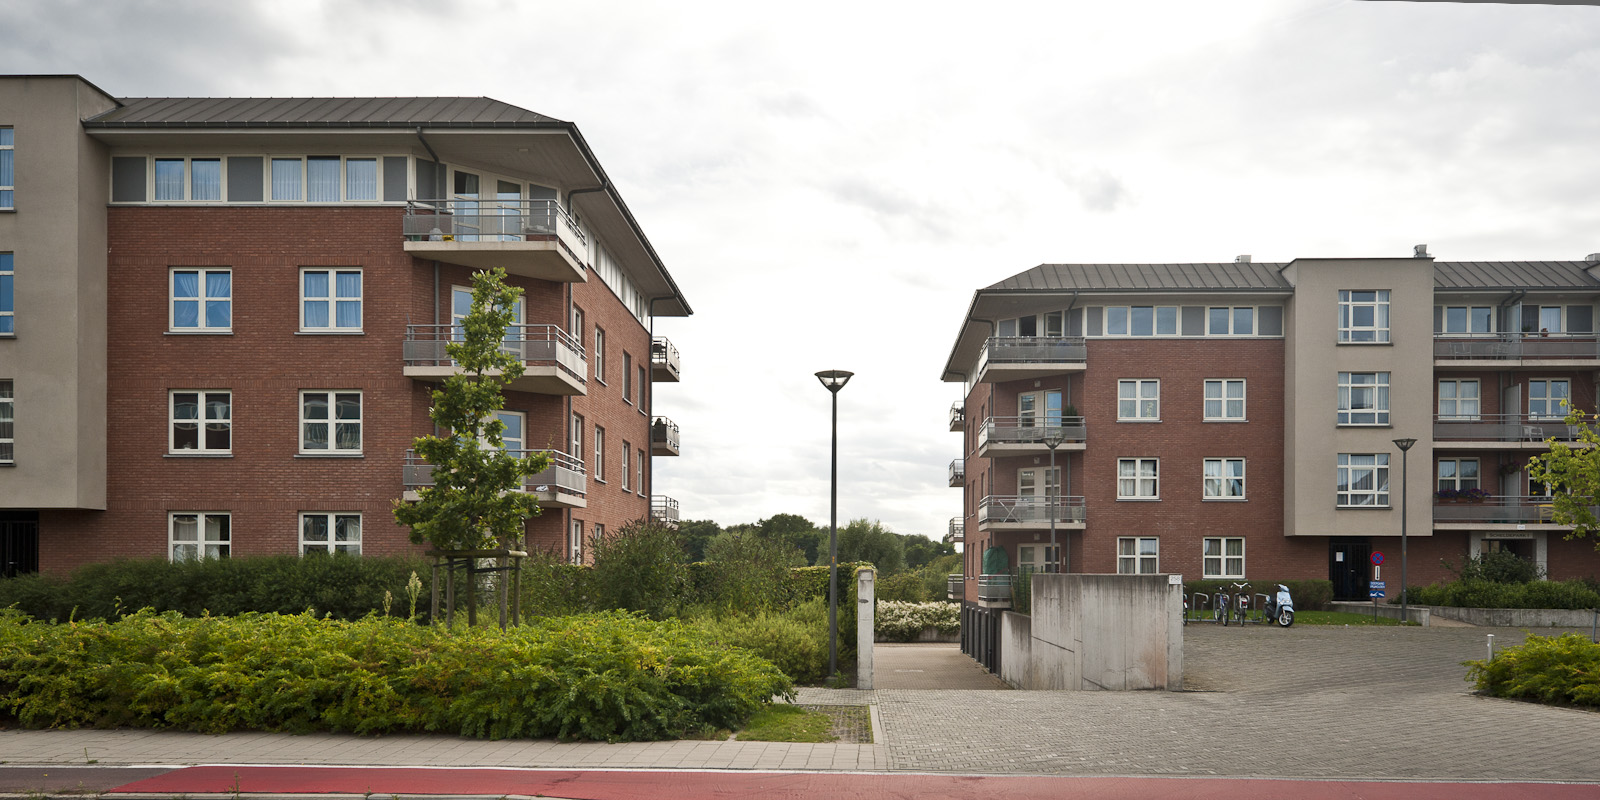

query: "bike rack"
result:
(1253, 593), (1271, 624)
(1187, 591), (1212, 623)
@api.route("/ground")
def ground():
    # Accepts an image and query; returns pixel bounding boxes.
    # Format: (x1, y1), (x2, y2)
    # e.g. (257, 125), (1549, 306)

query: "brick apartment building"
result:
(0, 75), (690, 575)
(943, 252), (1600, 617)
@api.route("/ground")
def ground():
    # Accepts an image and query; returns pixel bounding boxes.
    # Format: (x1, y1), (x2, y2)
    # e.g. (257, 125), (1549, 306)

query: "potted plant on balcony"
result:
(1436, 488), (1491, 503)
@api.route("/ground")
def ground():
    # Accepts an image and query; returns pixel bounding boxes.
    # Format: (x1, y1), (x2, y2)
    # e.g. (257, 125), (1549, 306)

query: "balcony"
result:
(651, 416), (680, 456)
(948, 573), (964, 601)
(651, 496), (680, 527)
(651, 337), (681, 383)
(1434, 333), (1600, 368)
(401, 449), (586, 509)
(948, 517), (964, 543)
(977, 495), (1086, 531)
(403, 199), (588, 282)
(949, 458), (965, 487)
(949, 402), (964, 432)
(1433, 414), (1585, 450)
(403, 324), (586, 396)
(976, 336), (1087, 383)
(1433, 495), (1592, 530)
(976, 416), (1087, 458)
(976, 574), (1011, 609)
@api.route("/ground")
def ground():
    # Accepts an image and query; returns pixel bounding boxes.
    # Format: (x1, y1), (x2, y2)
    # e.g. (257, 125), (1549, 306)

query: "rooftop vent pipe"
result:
(1235, 254), (1251, 263)
(1586, 253), (1600, 263)
(1414, 244), (1431, 258)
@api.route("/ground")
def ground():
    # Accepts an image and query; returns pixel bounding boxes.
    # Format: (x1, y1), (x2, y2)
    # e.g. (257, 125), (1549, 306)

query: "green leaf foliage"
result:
(690, 599), (831, 684)
(1465, 633), (1600, 707)
(874, 601), (960, 642)
(586, 521), (690, 620)
(1405, 578), (1600, 610)
(1527, 408), (1600, 546)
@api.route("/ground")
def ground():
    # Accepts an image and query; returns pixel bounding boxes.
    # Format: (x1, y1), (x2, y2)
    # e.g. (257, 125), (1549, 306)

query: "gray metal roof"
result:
(86, 96), (563, 128)
(1434, 261), (1600, 290)
(985, 262), (1292, 292)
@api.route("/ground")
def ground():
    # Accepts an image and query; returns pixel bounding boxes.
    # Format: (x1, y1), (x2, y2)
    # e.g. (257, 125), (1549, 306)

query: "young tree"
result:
(393, 268), (548, 551)
(1528, 408), (1600, 547)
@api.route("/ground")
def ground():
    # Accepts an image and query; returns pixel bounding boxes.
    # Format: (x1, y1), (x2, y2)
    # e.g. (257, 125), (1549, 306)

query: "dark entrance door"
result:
(1, 511), (40, 577)
(1329, 537), (1370, 601)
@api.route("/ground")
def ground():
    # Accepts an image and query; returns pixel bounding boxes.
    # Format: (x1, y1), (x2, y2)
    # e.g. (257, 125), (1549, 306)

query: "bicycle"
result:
(1228, 581), (1252, 626)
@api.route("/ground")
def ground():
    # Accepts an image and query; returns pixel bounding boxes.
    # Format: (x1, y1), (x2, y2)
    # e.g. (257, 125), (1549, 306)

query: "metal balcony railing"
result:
(949, 402), (965, 430)
(977, 495), (1087, 526)
(1433, 413), (1584, 443)
(404, 199), (587, 262)
(977, 574), (1012, 604)
(948, 517), (964, 542)
(978, 416), (1087, 448)
(402, 448), (586, 497)
(1434, 332), (1600, 361)
(1433, 495), (1593, 525)
(403, 324), (586, 383)
(947, 573), (964, 601)
(651, 496), (680, 526)
(651, 337), (681, 380)
(980, 336), (1087, 368)
(949, 458), (965, 485)
(651, 417), (680, 451)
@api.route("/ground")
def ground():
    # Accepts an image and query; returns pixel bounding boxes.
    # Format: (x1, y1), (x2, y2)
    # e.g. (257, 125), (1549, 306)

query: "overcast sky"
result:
(5, 0), (1599, 540)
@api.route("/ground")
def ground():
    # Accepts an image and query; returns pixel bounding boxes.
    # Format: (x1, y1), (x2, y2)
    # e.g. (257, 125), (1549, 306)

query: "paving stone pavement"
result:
(872, 643), (1010, 689)
(1, 625), (1596, 782)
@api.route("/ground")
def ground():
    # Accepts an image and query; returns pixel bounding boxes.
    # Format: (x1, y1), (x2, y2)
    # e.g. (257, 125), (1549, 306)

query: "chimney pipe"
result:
(1413, 244), (1431, 258)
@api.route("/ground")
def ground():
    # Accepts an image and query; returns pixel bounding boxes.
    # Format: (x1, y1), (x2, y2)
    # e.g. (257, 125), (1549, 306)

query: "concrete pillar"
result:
(856, 568), (875, 689)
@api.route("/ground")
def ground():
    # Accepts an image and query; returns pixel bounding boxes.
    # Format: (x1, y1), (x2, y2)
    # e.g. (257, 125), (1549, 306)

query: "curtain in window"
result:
(303, 394), (329, 450)
(303, 515), (328, 543)
(335, 272), (361, 328)
(307, 157), (340, 202)
(155, 160), (184, 200)
(204, 515), (230, 558)
(303, 271), (330, 328)
(271, 158), (302, 200)
(205, 395), (231, 450)
(205, 272), (231, 328)
(335, 515), (361, 543)
(190, 159), (221, 201)
(172, 272), (200, 327)
(335, 393), (361, 450)
(345, 159), (377, 201)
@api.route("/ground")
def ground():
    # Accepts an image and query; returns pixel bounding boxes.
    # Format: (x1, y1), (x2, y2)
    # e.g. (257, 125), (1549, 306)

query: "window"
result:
(593, 523), (605, 547)
(170, 513), (230, 561)
(1118, 537), (1159, 574)
(594, 327), (606, 383)
(594, 426), (605, 482)
(1539, 306), (1563, 334)
(301, 513), (361, 555)
(345, 158), (377, 201)
(0, 127), (12, 208)
(1203, 537), (1244, 579)
(1118, 380), (1159, 421)
(1529, 379), (1570, 419)
(0, 252), (12, 334)
(271, 158), (303, 200)
(154, 157), (221, 201)
(300, 391), (362, 453)
(1438, 306), (1493, 334)
(1203, 379), (1245, 421)
(571, 305), (584, 340)
(1018, 466), (1060, 501)
(571, 413), (584, 466)
(170, 391), (231, 454)
(1437, 459), (1480, 492)
(301, 269), (362, 331)
(1339, 290), (1390, 343)
(171, 269), (231, 331)
(637, 448), (646, 495)
(1438, 380), (1480, 420)
(308, 157), (341, 202)
(1338, 372), (1390, 425)
(1203, 458), (1246, 499)
(1208, 307), (1255, 335)
(569, 520), (583, 565)
(1117, 458), (1159, 499)
(492, 411), (524, 452)
(621, 442), (631, 491)
(1102, 306), (1178, 336)
(638, 363), (647, 410)
(1337, 454), (1390, 507)
(0, 380), (11, 465)
(623, 353), (633, 404)
(1017, 545), (1059, 573)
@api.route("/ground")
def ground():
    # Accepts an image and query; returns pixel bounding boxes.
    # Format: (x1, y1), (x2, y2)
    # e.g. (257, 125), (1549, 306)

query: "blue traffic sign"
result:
(1371, 552), (1385, 566)
(1369, 580), (1387, 599)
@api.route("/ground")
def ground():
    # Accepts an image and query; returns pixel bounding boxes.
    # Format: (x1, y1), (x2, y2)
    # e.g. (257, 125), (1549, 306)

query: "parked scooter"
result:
(1261, 584), (1295, 627)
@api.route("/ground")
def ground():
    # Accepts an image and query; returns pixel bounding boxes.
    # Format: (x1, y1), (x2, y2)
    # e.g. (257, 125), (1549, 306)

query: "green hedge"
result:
(0, 609), (791, 741)
(1405, 579), (1600, 610)
(1181, 579), (1333, 612)
(691, 599), (830, 684)
(1466, 633), (1600, 707)
(875, 601), (960, 642)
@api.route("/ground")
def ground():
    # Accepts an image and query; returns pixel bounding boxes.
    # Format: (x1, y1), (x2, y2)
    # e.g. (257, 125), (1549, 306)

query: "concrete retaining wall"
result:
(1329, 602), (1600, 628)
(1003, 573), (1183, 691)
(999, 611), (1032, 687)
(1329, 602), (1432, 626)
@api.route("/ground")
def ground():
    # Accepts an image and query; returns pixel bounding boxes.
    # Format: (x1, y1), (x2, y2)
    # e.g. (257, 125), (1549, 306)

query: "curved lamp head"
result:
(1043, 431), (1067, 450)
(1392, 437), (1418, 452)
(816, 370), (854, 394)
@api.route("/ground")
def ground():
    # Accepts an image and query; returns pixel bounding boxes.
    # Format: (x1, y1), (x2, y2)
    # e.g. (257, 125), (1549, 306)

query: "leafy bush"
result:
(586, 521), (689, 619)
(698, 531), (799, 613)
(0, 609), (791, 741)
(1447, 551), (1546, 584)
(1406, 579), (1600, 610)
(874, 601), (960, 642)
(1465, 633), (1600, 707)
(690, 599), (830, 684)
(876, 571), (929, 603)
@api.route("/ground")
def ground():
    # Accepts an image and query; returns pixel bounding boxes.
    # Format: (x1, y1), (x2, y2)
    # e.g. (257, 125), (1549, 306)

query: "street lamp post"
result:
(1043, 430), (1066, 574)
(816, 369), (853, 679)
(1393, 437), (1417, 625)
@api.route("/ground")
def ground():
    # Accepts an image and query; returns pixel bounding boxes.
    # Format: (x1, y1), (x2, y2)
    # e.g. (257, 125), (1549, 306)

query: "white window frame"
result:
(1438, 379), (1480, 421)
(1203, 458), (1246, 500)
(1207, 306), (1256, 336)
(1117, 537), (1159, 575)
(153, 157), (223, 202)
(170, 512), (230, 562)
(621, 442), (631, 491)
(267, 156), (385, 203)
(569, 520), (583, 564)
(1118, 379), (1160, 421)
(636, 447), (646, 496)
(299, 268), (363, 332)
(169, 390), (231, 454)
(1018, 466), (1061, 501)
(594, 326), (606, 384)
(300, 512), (362, 555)
(638, 364), (648, 413)
(1101, 305), (1179, 337)
(1203, 379), (1246, 421)
(1339, 290), (1391, 343)
(1203, 537), (1245, 579)
(299, 390), (363, 454)
(170, 268), (232, 332)
(1437, 458), (1480, 492)
(1529, 379), (1571, 419)
(1338, 372), (1391, 426)
(0, 127), (12, 209)
(1337, 453), (1390, 507)
(1437, 305), (1494, 335)
(1117, 458), (1159, 500)
(623, 352), (633, 405)
(1538, 306), (1564, 334)
(0, 252), (12, 335)
(571, 413), (584, 467)
(0, 379), (12, 465)
(488, 410), (525, 453)
(594, 425), (606, 482)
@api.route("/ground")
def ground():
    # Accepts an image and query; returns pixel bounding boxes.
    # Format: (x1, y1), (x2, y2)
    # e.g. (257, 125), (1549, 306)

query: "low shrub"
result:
(875, 601), (960, 642)
(1406, 579), (1600, 610)
(1448, 551), (1546, 584)
(876, 571), (930, 603)
(0, 608), (791, 741)
(1465, 633), (1600, 707)
(690, 599), (830, 684)
(586, 521), (690, 620)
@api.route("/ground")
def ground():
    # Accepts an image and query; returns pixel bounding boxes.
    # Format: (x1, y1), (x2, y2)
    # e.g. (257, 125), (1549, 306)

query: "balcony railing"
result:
(949, 402), (965, 431)
(978, 416), (1087, 449)
(1434, 332), (1600, 361)
(977, 336), (1087, 381)
(1433, 414), (1582, 444)
(651, 416), (681, 456)
(948, 573), (963, 601)
(403, 324), (586, 388)
(651, 337), (681, 382)
(948, 517), (964, 542)
(402, 448), (587, 499)
(1433, 495), (1592, 525)
(404, 198), (587, 259)
(977, 574), (1012, 605)
(949, 458), (965, 486)
(977, 495), (1087, 527)
(651, 496), (680, 527)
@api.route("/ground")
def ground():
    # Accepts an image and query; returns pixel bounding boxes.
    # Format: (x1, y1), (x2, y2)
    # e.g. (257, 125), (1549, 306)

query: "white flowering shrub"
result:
(874, 600), (960, 642)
